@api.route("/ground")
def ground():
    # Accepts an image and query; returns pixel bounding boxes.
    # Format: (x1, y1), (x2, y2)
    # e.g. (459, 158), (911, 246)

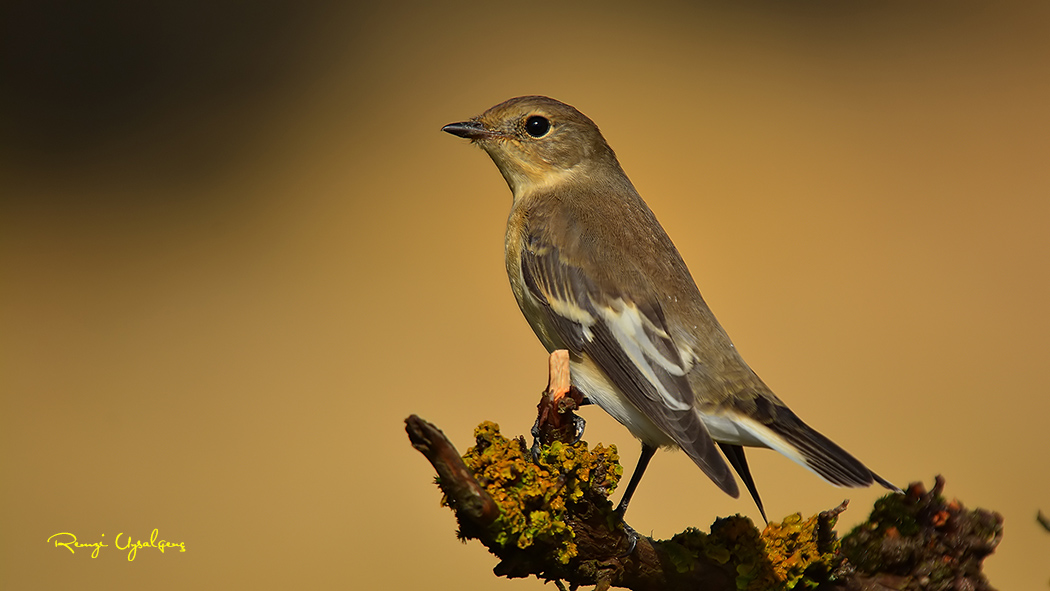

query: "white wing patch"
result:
(597, 299), (690, 412)
(545, 293), (595, 341)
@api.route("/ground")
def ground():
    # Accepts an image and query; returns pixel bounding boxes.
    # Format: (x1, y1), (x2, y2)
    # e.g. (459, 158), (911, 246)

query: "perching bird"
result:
(442, 96), (898, 523)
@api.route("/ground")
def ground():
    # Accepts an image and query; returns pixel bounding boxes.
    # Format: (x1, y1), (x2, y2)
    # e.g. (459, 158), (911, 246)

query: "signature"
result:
(47, 529), (186, 561)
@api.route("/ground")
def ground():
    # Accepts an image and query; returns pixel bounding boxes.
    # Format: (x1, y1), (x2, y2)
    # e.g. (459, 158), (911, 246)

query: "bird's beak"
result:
(442, 120), (496, 140)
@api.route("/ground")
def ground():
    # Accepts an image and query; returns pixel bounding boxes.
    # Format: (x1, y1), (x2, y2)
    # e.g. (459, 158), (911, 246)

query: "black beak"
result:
(442, 120), (493, 140)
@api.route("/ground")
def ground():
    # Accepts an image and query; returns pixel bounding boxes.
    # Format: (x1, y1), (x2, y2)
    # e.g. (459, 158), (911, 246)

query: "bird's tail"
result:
(752, 410), (900, 493)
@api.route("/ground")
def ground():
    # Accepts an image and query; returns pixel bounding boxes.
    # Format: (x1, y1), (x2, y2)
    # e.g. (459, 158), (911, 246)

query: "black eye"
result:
(525, 115), (550, 138)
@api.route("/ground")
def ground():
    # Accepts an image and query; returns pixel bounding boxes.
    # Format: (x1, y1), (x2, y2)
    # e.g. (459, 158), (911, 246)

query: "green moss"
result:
(857, 492), (924, 537)
(453, 421), (622, 564)
(841, 491), (932, 573)
(839, 482), (1001, 591)
(664, 510), (844, 591)
(670, 517), (780, 590)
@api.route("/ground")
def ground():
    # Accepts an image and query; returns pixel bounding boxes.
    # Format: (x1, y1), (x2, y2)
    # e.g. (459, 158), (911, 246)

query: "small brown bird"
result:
(443, 96), (897, 522)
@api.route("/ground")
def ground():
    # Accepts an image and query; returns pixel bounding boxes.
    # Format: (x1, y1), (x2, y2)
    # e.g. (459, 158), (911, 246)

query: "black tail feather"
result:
(718, 443), (767, 524)
(766, 411), (899, 492)
(872, 471), (902, 493)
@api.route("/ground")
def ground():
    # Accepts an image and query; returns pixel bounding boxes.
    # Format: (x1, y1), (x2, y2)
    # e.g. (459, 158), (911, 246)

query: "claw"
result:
(571, 415), (586, 444)
(618, 520), (640, 558)
(530, 417), (542, 461)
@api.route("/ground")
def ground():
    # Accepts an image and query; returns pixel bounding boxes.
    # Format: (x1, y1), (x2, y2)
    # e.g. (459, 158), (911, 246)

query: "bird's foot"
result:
(530, 411), (586, 457)
(571, 414), (586, 444)
(530, 419), (542, 462)
(618, 519), (641, 558)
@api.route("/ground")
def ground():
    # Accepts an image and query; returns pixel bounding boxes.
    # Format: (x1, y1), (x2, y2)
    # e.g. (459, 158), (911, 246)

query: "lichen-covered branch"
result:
(840, 476), (1003, 591)
(406, 414), (736, 590)
(406, 408), (1002, 591)
(406, 414), (501, 532)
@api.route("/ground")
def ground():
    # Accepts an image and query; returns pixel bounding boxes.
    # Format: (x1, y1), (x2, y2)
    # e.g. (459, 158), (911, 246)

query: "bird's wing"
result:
(519, 234), (738, 497)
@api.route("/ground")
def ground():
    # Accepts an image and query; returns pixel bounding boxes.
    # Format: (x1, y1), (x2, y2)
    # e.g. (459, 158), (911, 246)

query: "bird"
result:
(442, 95), (898, 523)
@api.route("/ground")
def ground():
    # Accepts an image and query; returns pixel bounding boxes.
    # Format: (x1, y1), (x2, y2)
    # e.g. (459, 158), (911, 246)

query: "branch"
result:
(406, 413), (499, 528)
(406, 356), (1003, 590)
(406, 413), (735, 590)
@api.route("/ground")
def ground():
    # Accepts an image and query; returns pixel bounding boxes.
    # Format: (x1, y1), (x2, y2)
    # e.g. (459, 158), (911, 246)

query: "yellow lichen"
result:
(668, 510), (844, 591)
(454, 421), (622, 564)
(445, 420), (846, 587)
(760, 511), (841, 589)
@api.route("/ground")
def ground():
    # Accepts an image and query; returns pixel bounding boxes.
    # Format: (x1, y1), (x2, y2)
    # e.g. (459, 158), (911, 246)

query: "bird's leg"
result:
(615, 443), (657, 556)
(617, 443), (656, 516)
(531, 350), (587, 459)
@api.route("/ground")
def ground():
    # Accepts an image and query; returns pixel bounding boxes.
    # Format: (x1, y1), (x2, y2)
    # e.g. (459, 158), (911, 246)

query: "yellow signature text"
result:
(115, 529), (186, 561)
(47, 529), (186, 561)
(47, 532), (108, 558)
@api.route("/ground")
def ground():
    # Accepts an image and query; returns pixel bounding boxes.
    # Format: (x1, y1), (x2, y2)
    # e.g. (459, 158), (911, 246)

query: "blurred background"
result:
(2, 1), (1048, 588)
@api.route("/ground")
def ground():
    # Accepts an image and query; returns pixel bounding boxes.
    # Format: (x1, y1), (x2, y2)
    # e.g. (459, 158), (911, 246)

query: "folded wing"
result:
(520, 235), (738, 498)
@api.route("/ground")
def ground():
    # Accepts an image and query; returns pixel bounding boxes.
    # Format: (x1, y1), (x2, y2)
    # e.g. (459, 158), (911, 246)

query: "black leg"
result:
(616, 443), (657, 516)
(615, 443), (657, 557)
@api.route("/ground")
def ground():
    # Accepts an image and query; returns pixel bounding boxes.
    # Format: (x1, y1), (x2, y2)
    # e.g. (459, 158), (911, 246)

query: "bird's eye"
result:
(524, 115), (551, 138)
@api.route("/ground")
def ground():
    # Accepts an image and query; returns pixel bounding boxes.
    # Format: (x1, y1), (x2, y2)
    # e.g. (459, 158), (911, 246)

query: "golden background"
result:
(2, 1), (1048, 588)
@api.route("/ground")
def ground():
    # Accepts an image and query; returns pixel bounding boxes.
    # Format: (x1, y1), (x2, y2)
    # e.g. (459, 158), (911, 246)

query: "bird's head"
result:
(443, 96), (621, 199)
